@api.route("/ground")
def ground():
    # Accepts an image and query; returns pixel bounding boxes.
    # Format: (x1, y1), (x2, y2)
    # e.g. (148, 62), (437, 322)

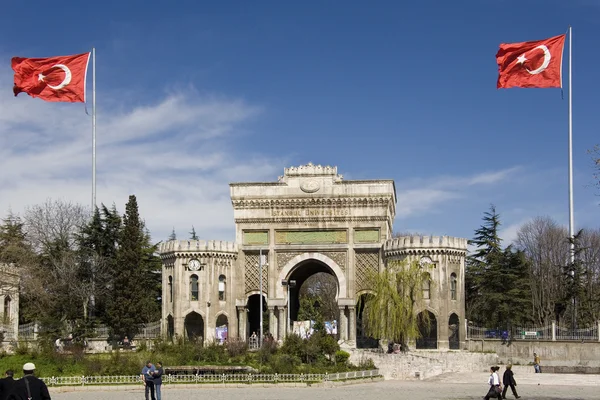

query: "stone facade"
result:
(0, 263), (20, 340)
(158, 163), (467, 348)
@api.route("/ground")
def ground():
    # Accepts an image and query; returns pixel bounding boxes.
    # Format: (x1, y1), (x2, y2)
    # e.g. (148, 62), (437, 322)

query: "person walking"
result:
(501, 365), (520, 399)
(7, 363), (51, 400)
(152, 361), (164, 400)
(141, 361), (156, 400)
(533, 352), (541, 373)
(0, 370), (16, 400)
(483, 366), (502, 400)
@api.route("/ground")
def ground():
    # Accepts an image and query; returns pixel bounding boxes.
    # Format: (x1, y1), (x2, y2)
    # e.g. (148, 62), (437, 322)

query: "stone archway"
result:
(184, 311), (204, 342)
(276, 253), (345, 339)
(416, 310), (437, 349)
(449, 313), (460, 350)
(276, 252), (346, 298)
(216, 313), (229, 343)
(166, 315), (174, 339)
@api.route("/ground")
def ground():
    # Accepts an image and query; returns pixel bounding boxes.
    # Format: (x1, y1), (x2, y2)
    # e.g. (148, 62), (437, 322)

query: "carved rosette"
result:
(276, 252), (303, 270)
(321, 251), (346, 271)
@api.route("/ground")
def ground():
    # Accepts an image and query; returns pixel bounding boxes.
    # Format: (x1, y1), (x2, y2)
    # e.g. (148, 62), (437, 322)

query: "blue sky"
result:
(0, 0), (598, 244)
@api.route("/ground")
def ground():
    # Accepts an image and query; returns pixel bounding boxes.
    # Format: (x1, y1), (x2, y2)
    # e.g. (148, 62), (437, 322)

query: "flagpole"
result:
(92, 47), (96, 211)
(567, 26), (576, 330)
(568, 27), (574, 263)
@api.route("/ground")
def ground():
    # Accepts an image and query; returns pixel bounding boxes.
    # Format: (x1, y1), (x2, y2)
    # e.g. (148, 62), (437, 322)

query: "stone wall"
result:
(347, 349), (498, 380)
(467, 339), (600, 367)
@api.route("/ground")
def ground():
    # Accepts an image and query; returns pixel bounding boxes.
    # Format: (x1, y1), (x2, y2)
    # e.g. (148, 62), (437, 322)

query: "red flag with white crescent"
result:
(11, 52), (91, 102)
(496, 34), (565, 89)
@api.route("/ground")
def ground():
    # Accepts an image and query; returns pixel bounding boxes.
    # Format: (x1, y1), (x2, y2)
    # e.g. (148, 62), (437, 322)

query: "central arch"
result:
(276, 253), (347, 298)
(276, 253), (346, 337)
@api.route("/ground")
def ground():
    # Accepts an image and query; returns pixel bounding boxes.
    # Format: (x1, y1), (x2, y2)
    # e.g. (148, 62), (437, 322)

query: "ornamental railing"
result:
(40, 370), (380, 386)
(467, 320), (600, 341)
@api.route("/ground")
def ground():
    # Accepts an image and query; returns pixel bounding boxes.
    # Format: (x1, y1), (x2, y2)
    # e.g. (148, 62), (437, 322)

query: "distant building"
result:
(158, 164), (467, 349)
(0, 263), (20, 340)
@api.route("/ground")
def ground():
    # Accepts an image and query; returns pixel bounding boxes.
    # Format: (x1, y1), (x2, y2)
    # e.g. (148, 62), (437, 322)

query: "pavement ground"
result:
(49, 372), (600, 400)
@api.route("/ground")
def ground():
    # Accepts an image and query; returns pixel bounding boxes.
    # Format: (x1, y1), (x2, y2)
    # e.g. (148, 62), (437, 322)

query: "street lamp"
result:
(282, 279), (296, 334)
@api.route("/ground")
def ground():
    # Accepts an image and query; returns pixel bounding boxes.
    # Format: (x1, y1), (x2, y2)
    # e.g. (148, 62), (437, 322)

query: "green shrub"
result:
(280, 334), (304, 359)
(269, 354), (300, 374)
(225, 338), (248, 358)
(335, 350), (350, 364)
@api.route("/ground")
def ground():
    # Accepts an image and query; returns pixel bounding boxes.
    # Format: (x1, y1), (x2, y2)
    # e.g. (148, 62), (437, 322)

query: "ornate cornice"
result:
(235, 216), (389, 224)
(231, 196), (393, 209)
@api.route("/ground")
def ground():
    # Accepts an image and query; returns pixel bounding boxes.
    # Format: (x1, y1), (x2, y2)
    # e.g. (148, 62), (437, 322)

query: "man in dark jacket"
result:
(153, 361), (164, 400)
(0, 370), (16, 400)
(7, 363), (51, 400)
(501, 365), (520, 399)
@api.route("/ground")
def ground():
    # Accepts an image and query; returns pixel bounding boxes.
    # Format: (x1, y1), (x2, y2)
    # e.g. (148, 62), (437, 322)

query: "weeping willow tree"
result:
(360, 259), (431, 349)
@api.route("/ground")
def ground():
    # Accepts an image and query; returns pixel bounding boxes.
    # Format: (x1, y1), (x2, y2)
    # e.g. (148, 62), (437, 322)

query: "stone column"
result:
(339, 306), (348, 341)
(268, 307), (276, 338)
(278, 308), (286, 339)
(237, 306), (247, 341)
(552, 321), (556, 341)
(348, 306), (356, 342)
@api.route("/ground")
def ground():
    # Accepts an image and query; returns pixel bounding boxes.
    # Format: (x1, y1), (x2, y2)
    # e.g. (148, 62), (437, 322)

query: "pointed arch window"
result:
(423, 273), (431, 300)
(3, 296), (10, 323)
(218, 275), (226, 301)
(190, 275), (199, 301)
(450, 273), (457, 300)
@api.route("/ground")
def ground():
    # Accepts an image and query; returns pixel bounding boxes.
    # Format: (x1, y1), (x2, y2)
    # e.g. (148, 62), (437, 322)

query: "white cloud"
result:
(0, 69), (281, 243)
(395, 167), (520, 219)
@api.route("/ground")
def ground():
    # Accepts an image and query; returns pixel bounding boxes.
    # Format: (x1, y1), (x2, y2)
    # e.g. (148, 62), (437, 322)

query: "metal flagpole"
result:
(92, 47), (97, 210)
(568, 27), (574, 264)
(567, 27), (576, 329)
(259, 249), (263, 347)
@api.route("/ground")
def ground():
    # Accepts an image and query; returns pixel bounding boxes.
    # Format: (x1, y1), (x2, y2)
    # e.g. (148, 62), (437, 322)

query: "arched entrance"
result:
(216, 314), (229, 343)
(246, 294), (267, 339)
(416, 310), (437, 349)
(449, 313), (460, 350)
(166, 315), (174, 339)
(356, 293), (378, 348)
(286, 259), (339, 336)
(184, 312), (204, 342)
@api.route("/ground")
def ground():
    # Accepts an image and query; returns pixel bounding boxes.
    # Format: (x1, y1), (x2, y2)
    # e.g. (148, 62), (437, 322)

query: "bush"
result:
(280, 334), (304, 359)
(197, 341), (227, 363)
(269, 354), (300, 374)
(225, 338), (248, 358)
(335, 350), (350, 364)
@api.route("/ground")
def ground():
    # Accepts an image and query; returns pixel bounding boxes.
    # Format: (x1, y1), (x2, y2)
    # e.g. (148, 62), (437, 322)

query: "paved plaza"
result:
(50, 372), (600, 400)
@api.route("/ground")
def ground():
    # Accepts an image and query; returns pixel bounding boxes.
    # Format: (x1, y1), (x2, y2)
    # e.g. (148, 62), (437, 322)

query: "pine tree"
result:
(0, 211), (31, 265)
(106, 195), (148, 340)
(189, 226), (199, 240)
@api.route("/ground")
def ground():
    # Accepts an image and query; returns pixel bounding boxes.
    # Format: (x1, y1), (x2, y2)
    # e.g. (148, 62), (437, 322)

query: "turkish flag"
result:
(496, 34), (565, 89)
(11, 52), (90, 102)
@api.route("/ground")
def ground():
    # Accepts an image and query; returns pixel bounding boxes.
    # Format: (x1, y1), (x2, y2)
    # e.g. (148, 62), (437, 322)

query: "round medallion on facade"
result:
(300, 179), (320, 193)
(419, 256), (433, 268)
(188, 259), (201, 271)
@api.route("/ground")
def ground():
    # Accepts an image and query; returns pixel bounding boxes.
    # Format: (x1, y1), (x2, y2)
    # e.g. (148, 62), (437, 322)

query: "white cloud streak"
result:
(0, 69), (281, 242)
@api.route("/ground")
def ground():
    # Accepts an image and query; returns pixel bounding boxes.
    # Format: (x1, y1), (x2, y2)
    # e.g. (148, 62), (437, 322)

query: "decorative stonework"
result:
(321, 251), (347, 271)
(355, 251), (379, 293)
(276, 252), (303, 270)
(275, 230), (348, 245)
(300, 180), (320, 193)
(279, 163), (343, 181)
(243, 231), (269, 245)
(244, 252), (268, 294)
(354, 229), (380, 243)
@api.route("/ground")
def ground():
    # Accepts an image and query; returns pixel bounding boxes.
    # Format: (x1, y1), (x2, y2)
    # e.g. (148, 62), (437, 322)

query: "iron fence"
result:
(40, 370), (380, 387)
(467, 321), (600, 341)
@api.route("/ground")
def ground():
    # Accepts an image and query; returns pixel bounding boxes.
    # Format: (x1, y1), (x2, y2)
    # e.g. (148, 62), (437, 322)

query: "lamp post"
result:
(259, 249), (263, 347)
(282, 279), (296, 334)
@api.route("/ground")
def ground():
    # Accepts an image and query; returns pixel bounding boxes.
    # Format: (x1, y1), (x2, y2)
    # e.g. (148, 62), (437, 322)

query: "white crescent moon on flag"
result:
(526, 45), (551, 75)
(46, 64), (72, 90)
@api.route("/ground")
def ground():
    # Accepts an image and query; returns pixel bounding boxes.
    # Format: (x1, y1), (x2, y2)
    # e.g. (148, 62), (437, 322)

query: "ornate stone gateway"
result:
(158, 164), (467, 349)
